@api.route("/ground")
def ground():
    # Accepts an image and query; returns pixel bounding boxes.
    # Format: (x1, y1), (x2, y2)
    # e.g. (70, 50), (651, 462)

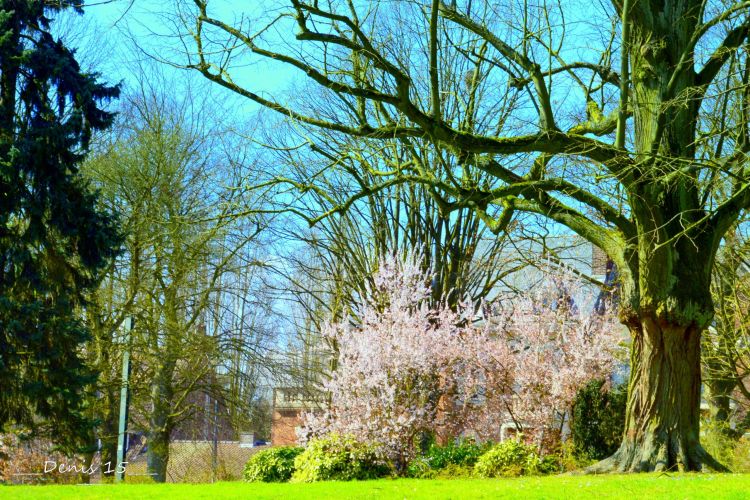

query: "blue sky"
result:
(56, 1), (307, 347)
(60, 1), (296, 117)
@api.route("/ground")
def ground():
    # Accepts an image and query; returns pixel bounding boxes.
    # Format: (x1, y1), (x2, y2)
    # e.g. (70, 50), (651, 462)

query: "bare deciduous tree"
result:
(175, 0), (750, 471)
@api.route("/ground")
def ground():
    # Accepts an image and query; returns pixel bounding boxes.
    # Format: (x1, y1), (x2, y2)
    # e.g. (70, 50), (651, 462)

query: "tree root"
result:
(585, 440), (729, 474)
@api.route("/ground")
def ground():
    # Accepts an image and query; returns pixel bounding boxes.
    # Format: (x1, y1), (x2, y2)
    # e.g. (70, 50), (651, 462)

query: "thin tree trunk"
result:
(146, 427), (170, 483)
(147, 371), (173, 483)
(100, 404), (118, 481)
(706, 377), (737, 435)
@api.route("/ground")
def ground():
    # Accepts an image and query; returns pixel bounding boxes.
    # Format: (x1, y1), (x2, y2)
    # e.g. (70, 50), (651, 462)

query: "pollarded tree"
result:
(181, 0), (750, 471)
(0, 1), (120, 449)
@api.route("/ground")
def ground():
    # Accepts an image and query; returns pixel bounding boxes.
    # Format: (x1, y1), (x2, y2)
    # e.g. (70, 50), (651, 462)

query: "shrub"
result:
(546, 441), (594, 473)
(570, 380), (627, 460)
(407, 438), (492, 478)
(243, 447), (303, 482)
(730, 436), (750, 472)
(433, 463), (475, 479)
(407, 459), (478, 479)
(700, 420), (735, 470)
(405, 457), (433, 478)
(426, 439), (492, 468)
(0, 434), (81, 485)
(537, 455), (562, 474)
(700, 421), (750, 472)
(291, 434), (391, 482)
(474, 440), (542, 478)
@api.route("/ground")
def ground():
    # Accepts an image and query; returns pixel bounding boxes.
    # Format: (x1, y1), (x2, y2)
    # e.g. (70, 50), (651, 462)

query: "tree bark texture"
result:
(590, 317), (726, 471)
(147, 371), (174, 483)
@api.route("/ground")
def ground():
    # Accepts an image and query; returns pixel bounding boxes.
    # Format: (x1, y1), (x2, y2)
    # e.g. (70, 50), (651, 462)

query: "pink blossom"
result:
(301, 255), (623, 464)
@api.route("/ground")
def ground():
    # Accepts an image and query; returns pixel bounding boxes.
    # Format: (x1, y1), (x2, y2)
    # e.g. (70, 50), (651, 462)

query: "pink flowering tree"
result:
(474, 274), (624, 450)
(301, 255), (623, 467)
(299, 255), (472, 468)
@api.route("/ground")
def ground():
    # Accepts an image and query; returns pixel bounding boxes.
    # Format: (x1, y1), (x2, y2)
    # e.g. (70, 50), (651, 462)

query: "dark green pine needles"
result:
(0, 0), (121, 451)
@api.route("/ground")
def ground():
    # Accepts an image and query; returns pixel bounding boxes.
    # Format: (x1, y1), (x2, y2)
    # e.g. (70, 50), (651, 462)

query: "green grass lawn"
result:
(1, 474), (749, 499)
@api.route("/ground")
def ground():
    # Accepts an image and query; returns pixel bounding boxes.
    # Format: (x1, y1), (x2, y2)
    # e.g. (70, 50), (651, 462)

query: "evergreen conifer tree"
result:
(0, 0), (120, 450)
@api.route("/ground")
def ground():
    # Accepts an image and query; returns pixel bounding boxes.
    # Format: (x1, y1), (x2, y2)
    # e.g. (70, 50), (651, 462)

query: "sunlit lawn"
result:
(2, 474), (749, 499)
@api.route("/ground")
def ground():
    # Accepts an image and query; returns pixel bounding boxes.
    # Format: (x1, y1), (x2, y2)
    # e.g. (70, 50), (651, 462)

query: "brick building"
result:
(271, 388), (325, 446)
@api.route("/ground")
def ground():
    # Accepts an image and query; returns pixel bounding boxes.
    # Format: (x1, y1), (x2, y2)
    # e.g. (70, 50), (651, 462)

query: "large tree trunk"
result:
(588, 1), (732, 472)
(587, 241), (728, 472)
(590, 315), (726, 472)
(146, 291), (179, 483)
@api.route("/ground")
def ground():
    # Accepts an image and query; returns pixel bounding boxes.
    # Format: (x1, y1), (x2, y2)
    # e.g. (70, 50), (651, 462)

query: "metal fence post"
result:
(115, 317), (133, 483)
(212, 396), (219, 482)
